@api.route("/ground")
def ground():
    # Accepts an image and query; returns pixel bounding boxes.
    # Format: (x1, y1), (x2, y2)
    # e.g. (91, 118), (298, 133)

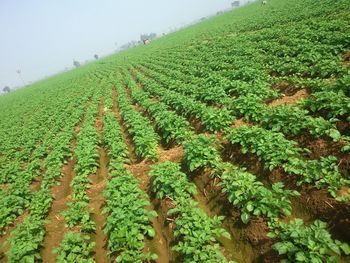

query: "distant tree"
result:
(16, 69), (25, 85)
(94, 54), (99, 60)
(3, 86), (10, 93)
(149, 33), (157, 39)
(140, 33), (157, 43)
(73, 60), (80, 68)
(232, 1), (240, 7)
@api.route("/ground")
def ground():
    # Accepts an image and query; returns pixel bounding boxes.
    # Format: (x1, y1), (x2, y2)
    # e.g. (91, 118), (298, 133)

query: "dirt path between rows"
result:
(40, 106), (88, 262)
(89, 96), (109, 263)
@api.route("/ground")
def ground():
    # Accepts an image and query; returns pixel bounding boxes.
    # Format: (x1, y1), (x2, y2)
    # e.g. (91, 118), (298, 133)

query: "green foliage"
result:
(268, 219), (350, 262)
(123, 71), (193, 144)
(133, 68), (233, 132)
(183, 134), (222, 171)
(6, 217), (45, 262)
(104, 112), (129, 162)
(115, 79), (159, 161)
(55, 232), (95, 263)
(169, 199), (233, 263)
(225, 125), (304, 170)
(283, 156), (350, 198)
(103, 172), (157, 261)
(217, 163), (299, 223)
(149, 161), (197, 200)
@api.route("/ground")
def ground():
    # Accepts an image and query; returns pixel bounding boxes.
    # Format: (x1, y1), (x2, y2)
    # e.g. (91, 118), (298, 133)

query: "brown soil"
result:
(268, 89), (309, 107)
(297, 187), (350, 243)
(30, 175), (42, 192)
(41, 102), (88, 262)
(88, 96), (109, 263)
(152, 198), (176, 263)
(341, 51), (350, 62)
(222, 143), (268, 179)
(146, 201), (171, 263)
(41, 159), (75, 262)
(0, 184), (9, 191)
(272, 82), (301, 96)
(290, 133), (350, 178)
(231, 118), (249, 128)
(41, 137), (79, 261)
(125, 147), (183, 263)
(191, 170), (276, 262)
(222, 142), (350, 245)
(158, 146), (183, 163)
(337, 121), (350, 136)
(293, 133), (345, 158)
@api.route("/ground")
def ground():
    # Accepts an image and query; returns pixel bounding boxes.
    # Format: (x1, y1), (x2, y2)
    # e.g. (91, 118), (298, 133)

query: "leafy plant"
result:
(217, 163), (299, 223)
(268, 219), (350, 262)
(183, 134), (222, 171)
(169, 199), (233, 263)
(103, 172), (157, 261)
(150, 161), (197, 200)
(55, 232), (95, 263)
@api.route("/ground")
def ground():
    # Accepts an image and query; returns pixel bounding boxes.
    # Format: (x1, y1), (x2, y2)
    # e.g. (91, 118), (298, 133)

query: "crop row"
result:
(103, 86), (158, 262)
(114, 73), (159, 161)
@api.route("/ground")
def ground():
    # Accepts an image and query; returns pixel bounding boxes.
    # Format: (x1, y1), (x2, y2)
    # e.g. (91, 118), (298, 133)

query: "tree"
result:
(16, 69), (25, 85)
(3, 86), (10, 93)
(73, 60), (80, 68)
(232, 1), (240, 7)
(94, 54), (99, 60)
(140, 33), (157, 42)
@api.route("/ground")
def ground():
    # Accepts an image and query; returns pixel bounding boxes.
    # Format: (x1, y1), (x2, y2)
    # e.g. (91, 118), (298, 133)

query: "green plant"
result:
(103, 172), (157, 261)
(183, 134), (222, 171)
(54, 232), (95, 263)
(149, 161), (197, 200)
(217, 163), (299, 223)
(268, 219), (350, 262)
(169, 199), (233, 263)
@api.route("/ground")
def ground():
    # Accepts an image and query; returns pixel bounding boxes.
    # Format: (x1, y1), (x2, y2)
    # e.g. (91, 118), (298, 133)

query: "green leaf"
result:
(147, 228), (155, 238)
(241, 212), (250, 224)
(340, 243), (350, 255)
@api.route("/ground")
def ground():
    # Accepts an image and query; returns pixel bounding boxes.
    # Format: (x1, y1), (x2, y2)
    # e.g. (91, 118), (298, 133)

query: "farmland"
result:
(1, 0), (350, 262)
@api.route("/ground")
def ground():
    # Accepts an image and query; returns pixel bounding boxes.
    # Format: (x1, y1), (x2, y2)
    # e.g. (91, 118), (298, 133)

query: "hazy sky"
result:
(0, 0), (244, 89)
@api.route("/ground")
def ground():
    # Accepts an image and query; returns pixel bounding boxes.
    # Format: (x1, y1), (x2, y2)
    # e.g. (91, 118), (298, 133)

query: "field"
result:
(1, 0), (350, 262)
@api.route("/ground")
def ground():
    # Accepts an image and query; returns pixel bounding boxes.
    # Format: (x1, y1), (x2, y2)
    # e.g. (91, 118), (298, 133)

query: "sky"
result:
(0, 0), (246, 89)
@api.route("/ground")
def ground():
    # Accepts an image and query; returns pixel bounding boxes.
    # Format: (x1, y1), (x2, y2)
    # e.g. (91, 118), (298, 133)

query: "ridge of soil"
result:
(89, 96), (109, 263)
(268, 89), (309, 107)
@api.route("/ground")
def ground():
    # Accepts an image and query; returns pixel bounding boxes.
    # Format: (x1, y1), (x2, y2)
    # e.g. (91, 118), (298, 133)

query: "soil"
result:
(272, 82), (301, 96)
(40, 159), (75, 263)
(342, 51), (350, 62)
(223, 141), (350, 244)
(191, 170), (275, 261)
(146, 201), (171, 263)
(337, 121), (350, 136)
(30, 175), (43, 192)
(152, 198), (177, 263)
(40, 120), (82, 262)
(290, 133), (350, 178)
(88, 96), (109, 263)
(125, 146), (184, 263)
(268, 89), (309, 107)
